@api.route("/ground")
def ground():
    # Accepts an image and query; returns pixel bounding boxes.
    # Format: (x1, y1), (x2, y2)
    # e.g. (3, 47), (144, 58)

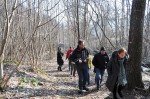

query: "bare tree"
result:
(0, 0), (18, 79)
(127, 0), (146, 90)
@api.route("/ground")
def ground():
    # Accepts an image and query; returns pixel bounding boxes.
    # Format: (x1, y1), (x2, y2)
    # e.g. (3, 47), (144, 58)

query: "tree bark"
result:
(0, 0), (17, 79)
(76, 0), (80, 41)
(115, 0), (118, 48)
(127, 0), (146, 90)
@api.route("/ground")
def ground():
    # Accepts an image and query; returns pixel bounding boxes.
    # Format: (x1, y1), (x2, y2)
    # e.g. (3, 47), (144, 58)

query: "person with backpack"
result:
(71, 40), (89, 94)
(57, 47), (64, 71)
(66, 47), (73, 71)
(106, 48), (129, 99)
(92, 47), (109, 90)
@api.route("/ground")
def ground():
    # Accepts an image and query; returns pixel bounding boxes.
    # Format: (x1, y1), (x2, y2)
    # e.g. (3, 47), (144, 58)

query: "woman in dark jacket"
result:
(57, 47), (64, 71)
(106, 48), (129, 99)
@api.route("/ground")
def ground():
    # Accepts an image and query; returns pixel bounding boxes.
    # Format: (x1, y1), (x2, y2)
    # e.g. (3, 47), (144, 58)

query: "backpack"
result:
(68, 52), (72, 61)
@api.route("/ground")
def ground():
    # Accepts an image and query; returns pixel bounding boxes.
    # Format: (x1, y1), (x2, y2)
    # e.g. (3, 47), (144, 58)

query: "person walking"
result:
(92, 47), (109, 90)
(106, 48), (129, 99)
(87, 53), (92, 85)
(69, 52), (76, 77)
(71, 40), (89, 94)
(66, 47), (73, 70)
(57, 47), (64, 71)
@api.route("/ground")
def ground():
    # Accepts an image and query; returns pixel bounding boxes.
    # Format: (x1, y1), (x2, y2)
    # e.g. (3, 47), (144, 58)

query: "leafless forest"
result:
(0, 0), (150, 98)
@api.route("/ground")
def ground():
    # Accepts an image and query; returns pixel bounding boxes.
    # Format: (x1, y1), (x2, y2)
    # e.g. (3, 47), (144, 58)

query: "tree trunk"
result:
(115, 0), (118, 48)
(76, 0), (80, 41)
(127, 0), (146, 90)
(121, 0), (125, 46)
(0, 53), (4, 79)
(0, 0), (17, 80)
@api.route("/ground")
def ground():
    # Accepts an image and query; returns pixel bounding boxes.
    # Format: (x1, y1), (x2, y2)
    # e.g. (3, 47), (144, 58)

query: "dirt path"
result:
(1, 58), (150, 99)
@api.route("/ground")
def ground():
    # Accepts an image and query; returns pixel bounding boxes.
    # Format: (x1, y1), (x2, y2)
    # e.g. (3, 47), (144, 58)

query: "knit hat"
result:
(100, 47), (105, 51)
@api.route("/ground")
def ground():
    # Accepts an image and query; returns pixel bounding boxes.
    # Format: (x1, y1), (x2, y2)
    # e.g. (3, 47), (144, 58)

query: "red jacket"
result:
(66, 49), (73, 59)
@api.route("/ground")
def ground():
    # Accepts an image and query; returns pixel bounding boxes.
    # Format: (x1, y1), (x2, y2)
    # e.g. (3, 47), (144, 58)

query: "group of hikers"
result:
(57, 40), (129, 99)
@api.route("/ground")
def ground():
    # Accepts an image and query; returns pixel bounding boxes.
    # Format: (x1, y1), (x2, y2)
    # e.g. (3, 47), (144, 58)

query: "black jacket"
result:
(57, 51), (64, 66)
(92, 52), (109, 70)
(106, 51), (129, 92)
(71, 46), (89, 69)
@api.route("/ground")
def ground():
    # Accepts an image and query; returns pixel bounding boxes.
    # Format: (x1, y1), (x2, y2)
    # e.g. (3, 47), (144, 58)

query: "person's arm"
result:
(106, 54), (110, 64)
(124, 53), (129, 71)
(57, 52), (61, 60)
(125, 53), (129, 60)
(106, 57), (113, 75)
(92, 55), (97, 67)
(87, 50), (89, 59)
(66, 50), (69, 59)
(85, 49), (89, 62)
(57, 52), (59, 59)
(60, 51), (64, 57)
(71, 49), (77, 62)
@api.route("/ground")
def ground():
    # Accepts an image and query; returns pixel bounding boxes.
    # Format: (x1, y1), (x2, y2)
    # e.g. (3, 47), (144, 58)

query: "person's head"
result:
(78, 40), (85, 49)
(118, 48), (127, 59)
(58, 47), (61, 52)
(69, 46), (72, 49)
(100, 47), (106, 55)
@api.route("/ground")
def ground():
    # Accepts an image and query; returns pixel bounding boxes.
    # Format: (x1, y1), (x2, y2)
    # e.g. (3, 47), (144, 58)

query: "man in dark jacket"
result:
(106, 48), (129, 99)
(92, 47), (109, 90)
(71, 40), (89, 94)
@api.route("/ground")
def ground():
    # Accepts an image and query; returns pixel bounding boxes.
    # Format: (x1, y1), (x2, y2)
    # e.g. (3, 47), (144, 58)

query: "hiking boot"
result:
(78, 90), (83, 95)
(113, 97), (118, 99)
(57, 67), (60, 71)
(83, 87), (89, 91)
(60, 67), (62, 71)
(97, 86), (99, 91)
(113, 94), (118, 99)
(118, 91), (123, 98)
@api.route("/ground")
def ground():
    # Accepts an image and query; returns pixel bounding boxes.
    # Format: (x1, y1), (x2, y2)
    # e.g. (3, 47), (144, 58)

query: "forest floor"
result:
(0, 57), (150, 99)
